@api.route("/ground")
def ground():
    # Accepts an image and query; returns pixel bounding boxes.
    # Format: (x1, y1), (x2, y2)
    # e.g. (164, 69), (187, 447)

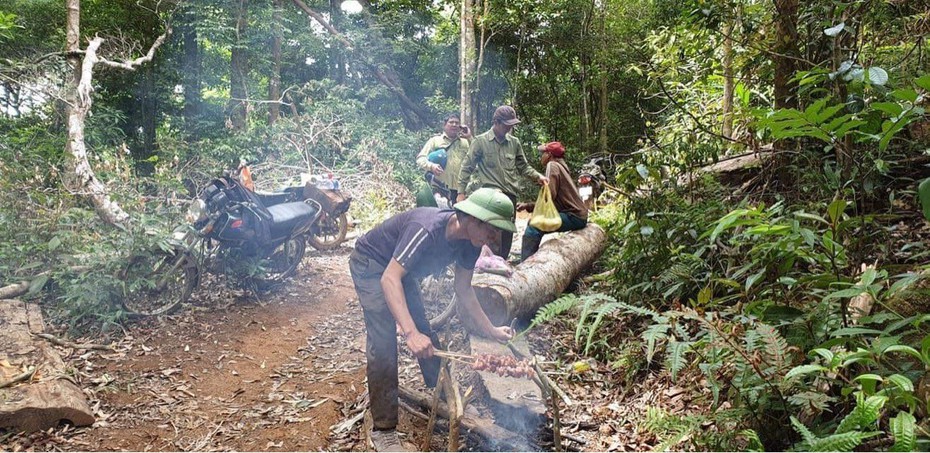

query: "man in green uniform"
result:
(415, 114), (471, 208)
(456, 105), (547, 257)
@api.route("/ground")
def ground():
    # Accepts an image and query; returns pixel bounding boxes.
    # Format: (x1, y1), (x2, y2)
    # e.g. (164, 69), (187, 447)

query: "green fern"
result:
(890, 411), (917, 452)
(790, 416), (816, 446)
(583, 301), (623, 355)
(665, 339), (692, 380)
(835, 394), (885, 434)
(526, 295), (577, 331)
(806, 430), (880, 451)
(643, 322), (670, 363)
(575, 294), (611, 345)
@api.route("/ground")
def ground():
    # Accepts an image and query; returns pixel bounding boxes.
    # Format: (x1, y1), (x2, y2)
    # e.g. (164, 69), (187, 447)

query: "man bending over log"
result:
(350, 188), (516, 451)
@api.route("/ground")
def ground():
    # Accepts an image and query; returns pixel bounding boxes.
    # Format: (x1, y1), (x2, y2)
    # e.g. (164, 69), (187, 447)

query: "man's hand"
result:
(456, 193), (466, 204)
(430, 163), (444, 176)
(516, 202), (535, 212)
(488, 325), (514, 343)
(405, 331), (435, 359)
(538, 175), (550, 185)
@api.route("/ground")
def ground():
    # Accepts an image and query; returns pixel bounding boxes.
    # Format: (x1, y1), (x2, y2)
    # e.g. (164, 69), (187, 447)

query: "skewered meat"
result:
(471, 353), (536, 379)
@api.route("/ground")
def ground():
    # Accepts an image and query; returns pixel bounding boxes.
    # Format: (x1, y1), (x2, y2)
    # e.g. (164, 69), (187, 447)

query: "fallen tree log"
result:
(0, 300), (95, 432)
(399, 385), (531, 451)
(470, 224), (607, 326)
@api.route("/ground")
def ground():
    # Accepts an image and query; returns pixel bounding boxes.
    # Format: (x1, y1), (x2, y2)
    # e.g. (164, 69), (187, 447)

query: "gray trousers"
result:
(349, 251), (442, 430)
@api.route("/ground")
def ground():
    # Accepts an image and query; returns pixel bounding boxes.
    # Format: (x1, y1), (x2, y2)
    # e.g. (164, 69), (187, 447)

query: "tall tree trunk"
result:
(772, 0), (799, 110)
(329, 0), (345, 84)
(62, 0), (130, 226)
(228, 0), (249, 131)
(63, 37), (131, 226)
(597, 1), (608, 154)
(598, 70), (608, 154)
(181, 16), (202, 130)
(772, 0), (800, 187)
(474, 0), (489, 129)
(269, 0), (282, 125)
(460, 0), (476, 128)
(721, 20), (735, 140)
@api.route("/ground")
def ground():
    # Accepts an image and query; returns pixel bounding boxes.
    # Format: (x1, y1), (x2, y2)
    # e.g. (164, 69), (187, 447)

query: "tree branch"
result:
(96, 31), (170, 70)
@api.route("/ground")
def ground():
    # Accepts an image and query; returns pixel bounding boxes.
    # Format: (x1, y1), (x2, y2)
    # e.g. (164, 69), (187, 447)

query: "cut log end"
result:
(0, 380), (95, 432)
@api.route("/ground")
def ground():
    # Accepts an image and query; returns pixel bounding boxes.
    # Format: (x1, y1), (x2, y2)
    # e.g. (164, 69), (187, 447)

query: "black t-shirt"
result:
(355, 208), (480, 277)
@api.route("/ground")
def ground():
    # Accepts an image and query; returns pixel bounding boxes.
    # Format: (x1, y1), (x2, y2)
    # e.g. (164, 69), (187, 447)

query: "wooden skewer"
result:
(433, 350), (474, 361)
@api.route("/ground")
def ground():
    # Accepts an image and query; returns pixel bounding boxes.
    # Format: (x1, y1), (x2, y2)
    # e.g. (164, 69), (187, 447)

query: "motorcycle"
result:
(578, 158), (605, 211)
(120, 166), (323, 316)
(299, 174), (353, 250)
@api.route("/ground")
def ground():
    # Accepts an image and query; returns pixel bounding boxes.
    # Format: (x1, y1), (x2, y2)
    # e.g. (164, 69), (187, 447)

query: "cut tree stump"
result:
(471, 223), (607, 325)
(0, 299), (94, 432)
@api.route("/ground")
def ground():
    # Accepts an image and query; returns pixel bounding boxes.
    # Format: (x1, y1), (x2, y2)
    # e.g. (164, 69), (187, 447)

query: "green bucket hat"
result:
(454, 188), (516, 232)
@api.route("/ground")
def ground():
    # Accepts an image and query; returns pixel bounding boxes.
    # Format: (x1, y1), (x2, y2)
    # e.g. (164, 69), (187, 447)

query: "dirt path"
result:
(8, 248), (382, 451)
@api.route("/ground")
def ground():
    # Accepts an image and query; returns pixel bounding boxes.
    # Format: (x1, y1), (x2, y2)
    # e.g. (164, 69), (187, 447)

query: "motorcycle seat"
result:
(267, 201), (319, 240)
(255, 191), (296, 207)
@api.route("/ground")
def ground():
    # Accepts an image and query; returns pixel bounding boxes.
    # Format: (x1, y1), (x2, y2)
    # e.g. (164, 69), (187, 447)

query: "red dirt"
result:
(4, 249), (389, 451)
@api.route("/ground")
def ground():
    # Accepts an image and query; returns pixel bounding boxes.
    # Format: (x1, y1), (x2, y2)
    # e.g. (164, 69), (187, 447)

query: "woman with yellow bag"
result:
(519, 141), (589, 261)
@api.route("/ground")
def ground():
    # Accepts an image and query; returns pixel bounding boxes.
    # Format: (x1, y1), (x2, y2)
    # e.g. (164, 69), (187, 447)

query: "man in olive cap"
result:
(350, 188), (516, 451)
(457, 105), (548, 258)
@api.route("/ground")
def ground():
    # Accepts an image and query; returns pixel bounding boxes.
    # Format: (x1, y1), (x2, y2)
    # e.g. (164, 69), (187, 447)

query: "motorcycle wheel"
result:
(307, 213), (349, 250)
(254, 235), (306, 291)
(121, 251), (197, 316)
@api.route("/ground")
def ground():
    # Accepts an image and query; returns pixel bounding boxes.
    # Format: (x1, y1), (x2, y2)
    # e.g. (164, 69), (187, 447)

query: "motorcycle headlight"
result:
(185, 199), (207, 224)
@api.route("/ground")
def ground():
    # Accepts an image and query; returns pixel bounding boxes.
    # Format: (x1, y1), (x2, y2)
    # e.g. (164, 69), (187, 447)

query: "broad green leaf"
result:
(709, 208), (750, 241)
(918, 178), (930, 221)
(867, 67), (889, 86)
(883, 344), (922, 361)
(828, 199), (848, 224)
(890, 412), (916, 452)
(795, 211), (829, 224)
(746, 270), (766, 291)
(824, 22), (845, 36)
(889, 272), (923, 296)
(27, 274), (49, 297)
(885, 374), (914, 392)
(853, 373), (883, 384)
(640, 225), (654, 236)
(48, 236), (61, 252)
(871, 102), (904, 117)
(810, 348), (834, 363)
(834, 119), (866, 138)
(697, 286), (712, 304)
(831, 327), (883, 336)
(860, 268), (877, 287)
(785, 364), (827, 380)
(891, 88), (919, 103)
(916, 74), (930, 91)
(824, 287), (867, 301)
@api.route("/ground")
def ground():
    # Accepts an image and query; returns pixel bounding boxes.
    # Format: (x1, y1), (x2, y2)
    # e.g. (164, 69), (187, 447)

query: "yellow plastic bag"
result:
(529, 184), (562, 232)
